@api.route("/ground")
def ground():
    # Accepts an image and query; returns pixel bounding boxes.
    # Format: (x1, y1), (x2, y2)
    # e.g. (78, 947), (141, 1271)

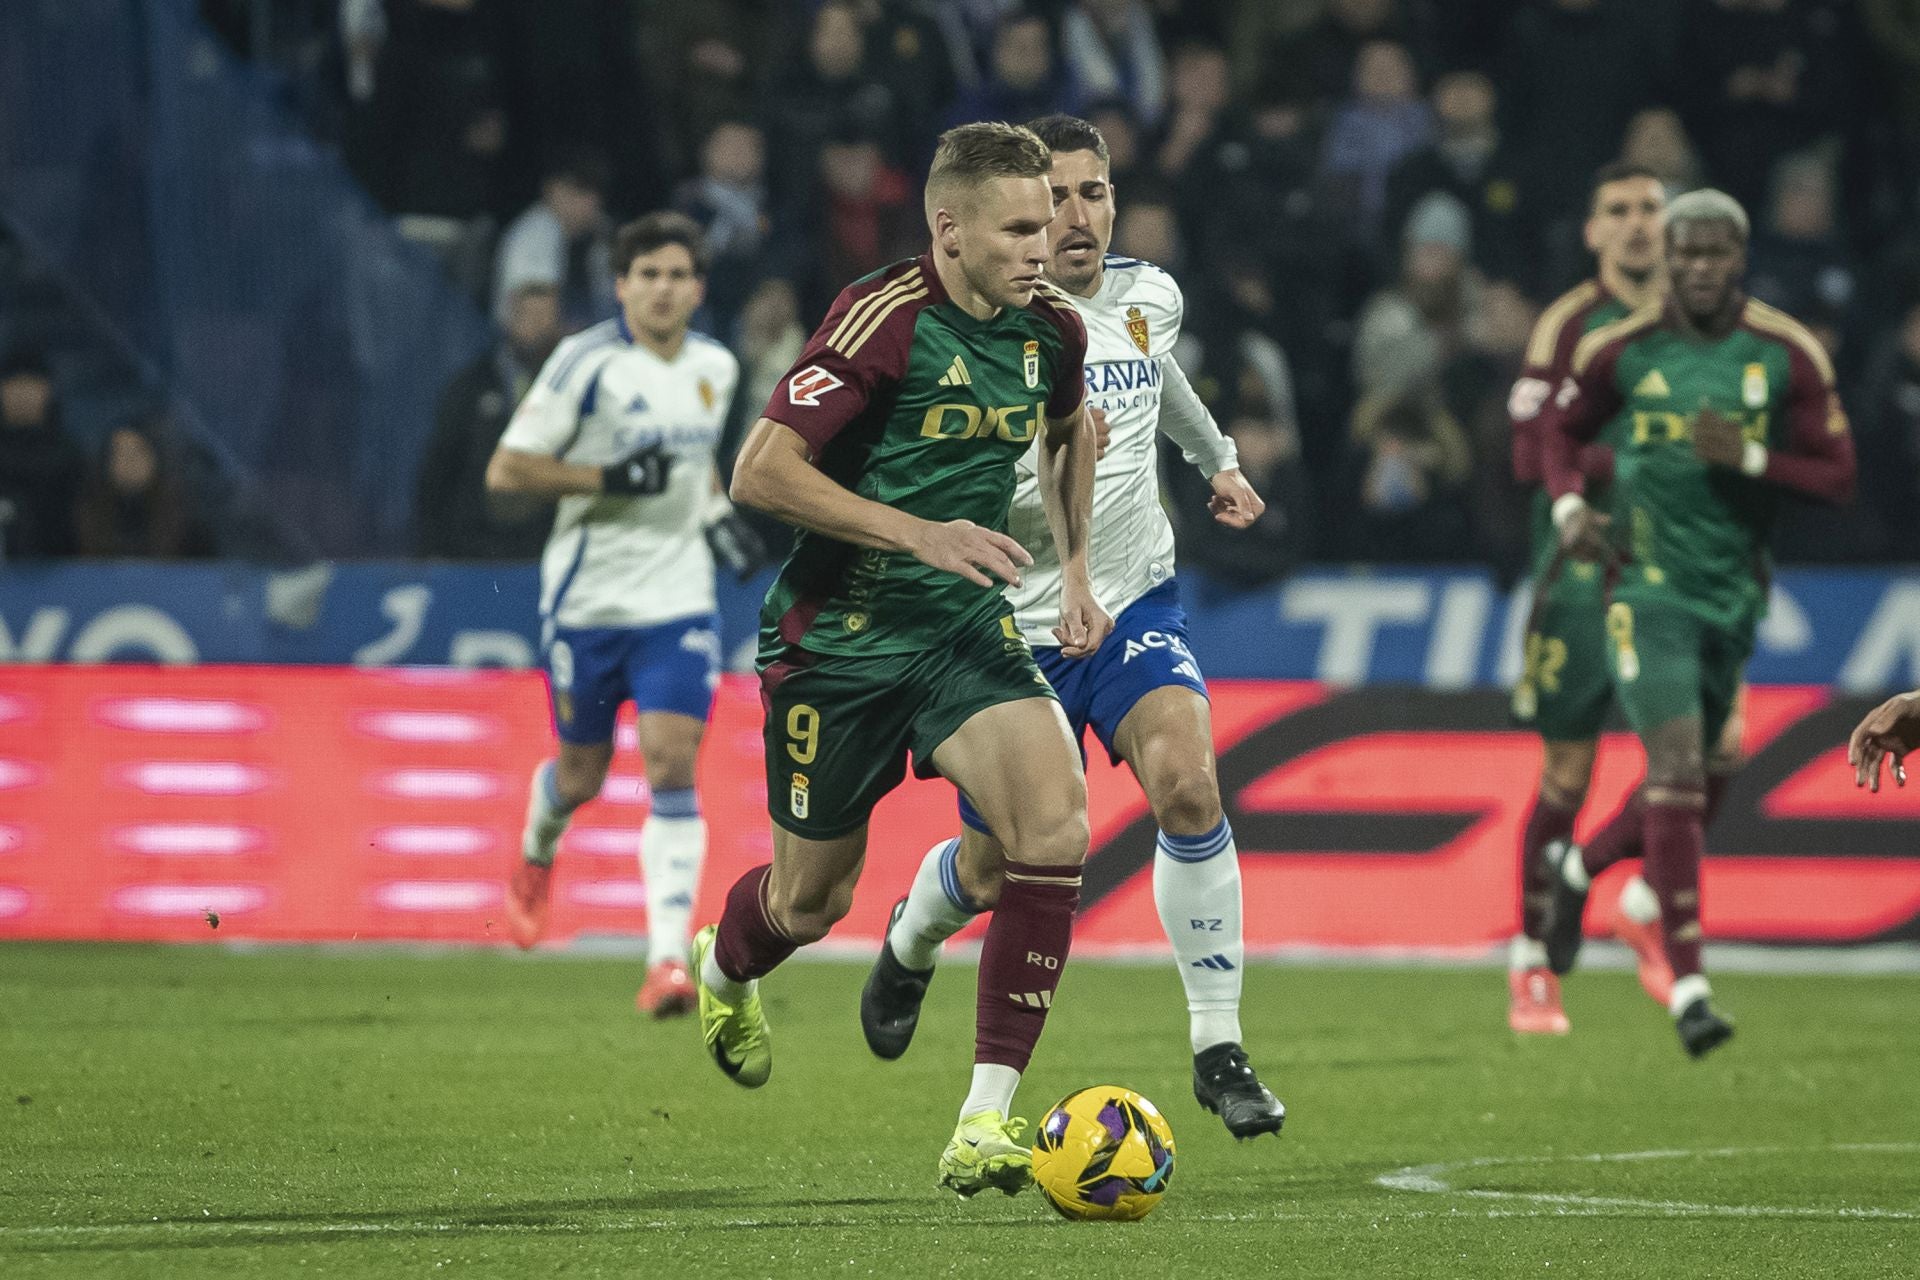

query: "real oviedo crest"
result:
(1023, 340), (1040, 389)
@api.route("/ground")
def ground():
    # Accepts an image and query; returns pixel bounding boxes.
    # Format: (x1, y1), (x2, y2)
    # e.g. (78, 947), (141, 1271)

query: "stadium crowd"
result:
(6, 0), (1920, 578)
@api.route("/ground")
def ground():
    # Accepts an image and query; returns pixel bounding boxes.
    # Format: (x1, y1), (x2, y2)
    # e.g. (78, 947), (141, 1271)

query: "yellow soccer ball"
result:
(1030, 1085), (1175, 1221)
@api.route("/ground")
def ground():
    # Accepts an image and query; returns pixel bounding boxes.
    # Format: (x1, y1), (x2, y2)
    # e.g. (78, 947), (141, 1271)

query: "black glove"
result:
(705, 511), (771, 581)
(602, 444), (674, 496)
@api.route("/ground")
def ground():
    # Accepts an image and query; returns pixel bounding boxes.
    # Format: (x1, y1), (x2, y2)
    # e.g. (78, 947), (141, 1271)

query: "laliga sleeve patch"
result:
(787, 365), (845, 407)
(1507, 376), (1551, 421)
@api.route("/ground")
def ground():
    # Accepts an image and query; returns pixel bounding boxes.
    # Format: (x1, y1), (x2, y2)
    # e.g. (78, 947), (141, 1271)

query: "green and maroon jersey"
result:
(1543, 297), (1856, 632)
(756, 255), (1088, 658)
(1508, 279), (1632, 598)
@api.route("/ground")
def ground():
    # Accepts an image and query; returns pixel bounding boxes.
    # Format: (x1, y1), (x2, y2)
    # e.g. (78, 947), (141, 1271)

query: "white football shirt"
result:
(1004, 255), (1237, 645)
(498, 315), (739, 635)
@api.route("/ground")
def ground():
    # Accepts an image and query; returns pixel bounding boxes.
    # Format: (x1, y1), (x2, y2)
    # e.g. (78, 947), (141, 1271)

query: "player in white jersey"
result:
(486, 212), (761, 1015)
(858, 116), (1287, 1139)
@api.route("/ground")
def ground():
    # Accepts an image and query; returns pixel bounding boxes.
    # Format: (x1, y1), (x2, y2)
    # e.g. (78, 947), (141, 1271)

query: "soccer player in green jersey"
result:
(1543, 189), (1856, 1057)
(1505, 163), (1669, 1034)
(689, 122), (1112, 1195)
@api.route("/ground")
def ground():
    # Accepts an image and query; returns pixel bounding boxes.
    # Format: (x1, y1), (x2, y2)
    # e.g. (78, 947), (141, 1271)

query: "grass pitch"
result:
(2, 944), (1915, 1278)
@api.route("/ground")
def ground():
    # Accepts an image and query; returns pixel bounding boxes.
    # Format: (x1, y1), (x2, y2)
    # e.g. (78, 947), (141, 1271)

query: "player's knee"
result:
(954, 834), (1006, 909)
(1148, 764), (1222, 837)
(1645, 746), (1705, 793)
(1539, 743), (1596, 809)
(1011, 799), (1089, 868)
(645, 755), (698, 793)
(554, 758), (610, 809)
(765, 878), (853, 945)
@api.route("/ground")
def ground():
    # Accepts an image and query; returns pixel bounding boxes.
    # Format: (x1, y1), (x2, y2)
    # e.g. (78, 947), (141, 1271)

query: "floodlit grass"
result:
(2, 944), (1915, 1277)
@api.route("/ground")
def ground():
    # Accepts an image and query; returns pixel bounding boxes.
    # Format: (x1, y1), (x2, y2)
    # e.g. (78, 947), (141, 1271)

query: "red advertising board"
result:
(0, 667), (1914, 950)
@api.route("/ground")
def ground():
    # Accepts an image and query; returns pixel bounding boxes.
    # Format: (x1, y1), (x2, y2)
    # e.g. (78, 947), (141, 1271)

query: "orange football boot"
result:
(637, 959), (696, 1018)
(1508, 967), (1571, 1035)
(504, 861), (552, 950)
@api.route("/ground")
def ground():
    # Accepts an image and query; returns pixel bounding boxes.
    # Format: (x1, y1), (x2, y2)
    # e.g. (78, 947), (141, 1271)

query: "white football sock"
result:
(1619, 874), (1661, 925)
(1153, 820), (1245, 1054)
(889, 837), (983, 971)
(641, 788), (706, 966)
(1669, 973), (1712, 1017)
(959, 1063), (1021, 1121)
(700, 947), (750, 1003)
(520, 760), (577, 866)
(1558, 843), (1592, 891)
(1509, 935), (1549, 970)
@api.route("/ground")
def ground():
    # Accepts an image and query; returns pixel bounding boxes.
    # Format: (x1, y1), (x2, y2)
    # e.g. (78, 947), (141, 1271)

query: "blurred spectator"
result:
(0, 347), (82, 560)
(810, 132), (921, 313)
(943, 10), (1073, 130)
(1169, 295), (1316, 586)
(348, 0), (508, 221)
(855, 1), (965, 157)
(1200, 81), (1351, 430)
(1320, 40), (1435, 246)
(1086, 100), (1146, 189)
(1748, 150), (1856, 324)
(1112, 190), (1187, 274)
(1856, 300), (1920, 558)
(0, 345), (82, 560)
(491, 0), (661, 215)
(74, 417), (218, 560)
(415, 282), (562, 559)
(1381, 70), (1530, 286)
(734, 278), (808, 426)
(767, 2), (901, 215)
(1864, 0), (1920, 219)
(673, 120), (777, 332)
(1345, 386), (1474, 561)
(1459, 280), (1543, 580)
(636, 2), (778, 175)
(1618, 106), (1707, 193)
(1353, 192), (1486, 400)
(493, 151), (616, 330)
(1675, 0), (1853, 212)
(1269, 0), (1426, 104)
(1061, 0), (1168, 129)
(729, 277), (809, 558)
(1154, 42), (1234, 196)
(927, 0), (1030, 84)
(1499, 0), (1664, 233)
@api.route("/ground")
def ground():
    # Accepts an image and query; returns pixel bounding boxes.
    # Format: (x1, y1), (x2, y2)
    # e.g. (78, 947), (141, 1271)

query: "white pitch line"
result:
(1376, 1142), (1920, 1221)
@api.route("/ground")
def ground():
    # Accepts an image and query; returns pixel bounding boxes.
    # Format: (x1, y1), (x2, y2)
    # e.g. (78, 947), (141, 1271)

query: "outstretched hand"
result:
(1557, 502), (1614, 563)
(909, 519), (1033, 589)
(1692, 401), (1747, 470)
(1053, 579), (1113, 659)
(1848, 690), (1920, 792)
(1207, 467), (1265, 529)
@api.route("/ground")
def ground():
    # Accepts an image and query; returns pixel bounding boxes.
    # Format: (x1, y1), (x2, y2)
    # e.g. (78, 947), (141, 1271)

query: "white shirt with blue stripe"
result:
(499, 315), (739, 634)
(1004, 255), (1238, 646)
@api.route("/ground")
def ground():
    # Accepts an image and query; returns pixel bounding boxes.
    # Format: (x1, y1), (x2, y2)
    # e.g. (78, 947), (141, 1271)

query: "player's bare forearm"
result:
(484, 447), (605, 497)
(730, 418), (921, 551)
(1040, 403), (1097, 585)
(1041, 403), (1109, 656)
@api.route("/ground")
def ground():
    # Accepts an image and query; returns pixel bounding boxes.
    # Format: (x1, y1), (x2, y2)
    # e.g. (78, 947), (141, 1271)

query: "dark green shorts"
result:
(1604, 594), (1753, 750)
(759, 612), (1056, 840)
(1513, 576), (1612, 742)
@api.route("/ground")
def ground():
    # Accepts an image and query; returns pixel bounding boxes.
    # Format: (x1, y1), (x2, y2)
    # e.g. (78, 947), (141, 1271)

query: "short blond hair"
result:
(926, 121), (1050, 218)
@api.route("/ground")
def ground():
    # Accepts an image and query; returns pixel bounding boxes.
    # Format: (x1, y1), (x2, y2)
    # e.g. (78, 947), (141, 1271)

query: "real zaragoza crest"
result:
(1023, 340), (1040, 389)
(1125, 305), (1150, 355)
(698, 377), (716, 411)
